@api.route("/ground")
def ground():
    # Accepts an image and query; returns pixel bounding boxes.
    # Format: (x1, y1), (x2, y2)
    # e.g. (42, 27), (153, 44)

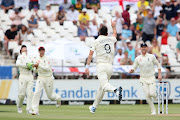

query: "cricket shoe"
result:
(27, 110), (33, 114)
(56, 99), (61, 108)
(89, 105), (96, 114)
(151, 111), (156, 115)
(116, 87), (122, 101)
(17, 108), (22, 113)
(32, 112), (40, 115)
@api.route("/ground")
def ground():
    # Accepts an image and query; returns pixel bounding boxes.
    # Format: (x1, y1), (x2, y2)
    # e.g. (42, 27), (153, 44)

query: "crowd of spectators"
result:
(1, 0), (180, 78)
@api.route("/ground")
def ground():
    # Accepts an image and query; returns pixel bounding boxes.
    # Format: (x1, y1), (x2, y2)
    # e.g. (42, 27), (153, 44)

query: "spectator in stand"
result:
(31, 6), (41, 20)
(9, 8), (25, 30)
(75, 0), (83, 13)
(29, 0), (39, 10)
(122, 5), (130, 26)
(0, 0), (15, 13)
(120, 23), (132, 42)
(78, 23), (88, 41)
(160, 27), (172, 54)
(55, 6), (66, 25)
(114, 48), (125, 65)
(152, 0), (163, 19)
(120, 50), (133, 65)
(175, 10), (180, 22)
(137, 0), (149, 16)
(126, 44), (136, 62)
(88, 18), (98, 39)
(129, 24), (137, 41)
(167, 17), (178, 37)
(86, 0), (100, 13)
(18, 25), (29, 45)
(67, 5), (79, 25)
(176, 18), (180, 38)
(42, 4), (55, 25)
(162, 0), (180, 21)
(162, 54), (171, 79)
(134, 17), (143, 37)
(4, 25), (18, 56)
(156, 17), (168, 37)
(120, 50), (133, 78)
(28, 15), (38, 32)
(79, 8), (89, 26)
(112, 11), (124, 41)
(61, 0), (71, 12)
(150, 39), (161, 60)
(176, 40), (180, 55)
(140, 11), (156, 42)
(161, 27), (169, 45)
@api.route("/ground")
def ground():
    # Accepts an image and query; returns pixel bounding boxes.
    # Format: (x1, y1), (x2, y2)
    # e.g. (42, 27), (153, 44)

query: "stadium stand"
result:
(1, 0), (180, 79)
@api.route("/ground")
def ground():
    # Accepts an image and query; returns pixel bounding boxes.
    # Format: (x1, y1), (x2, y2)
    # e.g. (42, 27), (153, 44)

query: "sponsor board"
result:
(0, 79), (180, 101)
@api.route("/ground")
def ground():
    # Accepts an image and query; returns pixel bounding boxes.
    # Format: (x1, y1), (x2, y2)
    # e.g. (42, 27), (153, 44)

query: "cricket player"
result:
(16, 45), (34, 114)
(85, 20), (122, 114)
(31, 47), (61, 115)
(129, 43), (162, 115)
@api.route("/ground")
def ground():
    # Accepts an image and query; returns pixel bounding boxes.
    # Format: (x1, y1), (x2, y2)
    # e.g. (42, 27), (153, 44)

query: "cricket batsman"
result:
(129, 43), (162, 115)
(16, 45), (34, 114)
(85, 20), (122, 114)
(31, 47), (61, 115)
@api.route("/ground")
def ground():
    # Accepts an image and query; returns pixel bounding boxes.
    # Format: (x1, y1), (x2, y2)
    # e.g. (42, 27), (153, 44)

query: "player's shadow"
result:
(0, 111), (14, 112)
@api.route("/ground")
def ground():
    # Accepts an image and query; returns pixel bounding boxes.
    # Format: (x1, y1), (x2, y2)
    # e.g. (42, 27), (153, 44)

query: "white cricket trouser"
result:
(17, 74), (34, 111)
(32, 76), (61, 113)
(93, 63), (116, 108)
(140, 76), (156, 113)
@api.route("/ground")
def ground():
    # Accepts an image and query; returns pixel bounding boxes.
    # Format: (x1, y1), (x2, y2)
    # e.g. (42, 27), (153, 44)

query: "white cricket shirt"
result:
(133, 53), (161, 77)
(90, 35), (117, 64)
(16, 52), (34, 75)
(36, 55), (53, 77)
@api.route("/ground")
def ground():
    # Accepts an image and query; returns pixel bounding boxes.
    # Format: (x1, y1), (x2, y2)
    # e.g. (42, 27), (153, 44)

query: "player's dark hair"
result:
(99, 26), (108, 36)
(20, 45), (27, 54)
(11, 24), (16, 28)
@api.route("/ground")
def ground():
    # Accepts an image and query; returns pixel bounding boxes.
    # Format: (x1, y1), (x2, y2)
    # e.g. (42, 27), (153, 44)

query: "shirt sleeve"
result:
(16, 56), (27, 68)
(129, 30), (132, 37)
(38, 57), (51, 71)
(132, 57), (138, 71)
(90, 41), (96, 51)
(152, 55), (161, 69)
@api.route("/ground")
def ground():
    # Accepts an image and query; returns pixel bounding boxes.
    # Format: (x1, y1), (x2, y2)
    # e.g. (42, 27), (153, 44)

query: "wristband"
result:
(86, 65), (89, 69)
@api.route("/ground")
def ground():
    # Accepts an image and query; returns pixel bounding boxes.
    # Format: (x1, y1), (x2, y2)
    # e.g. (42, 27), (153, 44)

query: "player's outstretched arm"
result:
(111, 20), (117, 38)
(85, 50), (94, 78)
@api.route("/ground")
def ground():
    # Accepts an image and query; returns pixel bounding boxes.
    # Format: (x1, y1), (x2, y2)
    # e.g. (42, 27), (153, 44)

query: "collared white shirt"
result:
(133, 53), (161, 77)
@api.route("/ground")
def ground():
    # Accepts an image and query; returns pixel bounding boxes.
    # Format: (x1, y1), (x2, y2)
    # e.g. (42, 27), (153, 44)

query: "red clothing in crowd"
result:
(161, 31), (168, 45)
(122, 10), (130, 25)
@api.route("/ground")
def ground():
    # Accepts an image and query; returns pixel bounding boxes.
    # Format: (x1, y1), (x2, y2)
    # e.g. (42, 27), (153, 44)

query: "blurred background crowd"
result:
(1, 0), (180, 79)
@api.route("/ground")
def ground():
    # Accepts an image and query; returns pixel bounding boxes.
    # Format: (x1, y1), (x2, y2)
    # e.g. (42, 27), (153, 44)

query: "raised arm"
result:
(111, 20), (117, 38)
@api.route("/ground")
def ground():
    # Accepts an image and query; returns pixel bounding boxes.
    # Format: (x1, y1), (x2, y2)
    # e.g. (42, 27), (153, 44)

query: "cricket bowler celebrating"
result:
(31, 47), (61, 115)
(16, 45), (34, 114)
(85, 20), (122, 114)
(129, 43), (162, 115)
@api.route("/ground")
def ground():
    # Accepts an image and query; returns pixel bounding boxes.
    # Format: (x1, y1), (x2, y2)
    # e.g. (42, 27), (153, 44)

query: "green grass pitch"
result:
(0, 104), (180, 120)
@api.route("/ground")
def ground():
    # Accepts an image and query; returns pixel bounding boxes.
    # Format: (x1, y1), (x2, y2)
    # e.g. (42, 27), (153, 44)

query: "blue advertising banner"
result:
(0, 66), (12, 79)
